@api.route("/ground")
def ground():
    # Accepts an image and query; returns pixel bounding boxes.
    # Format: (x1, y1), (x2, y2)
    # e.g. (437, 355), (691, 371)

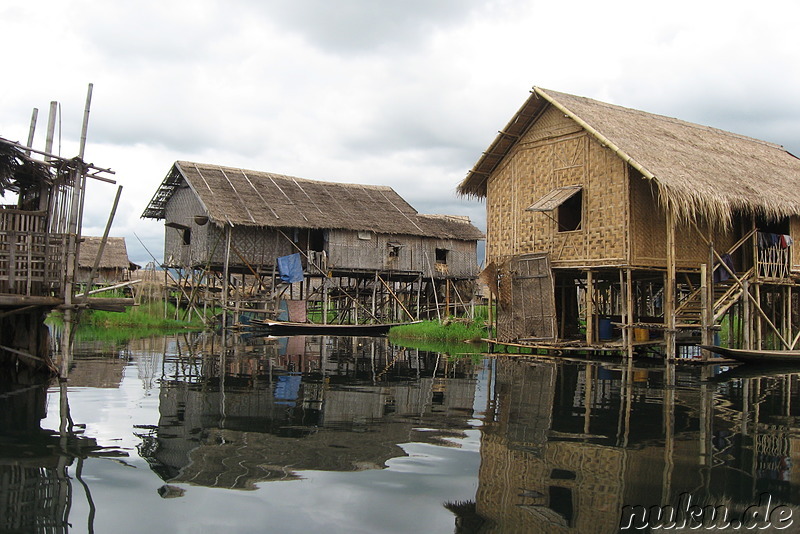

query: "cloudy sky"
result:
(2, 0), (800, 266)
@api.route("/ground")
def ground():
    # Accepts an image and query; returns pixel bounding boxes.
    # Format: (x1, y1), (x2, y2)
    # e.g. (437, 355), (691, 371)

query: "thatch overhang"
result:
(143, 161), (484, 241)
(458, 87), (800, 226)
(78, 237), (138, 270)
(0, 136), (54, 195)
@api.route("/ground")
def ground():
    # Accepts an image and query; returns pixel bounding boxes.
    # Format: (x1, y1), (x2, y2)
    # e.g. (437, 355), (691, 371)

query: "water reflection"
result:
(3, 333), (800, 533)
(0, 377), (127, 533)
(476, 358), (800, 532)
(138, 334), (479, 490)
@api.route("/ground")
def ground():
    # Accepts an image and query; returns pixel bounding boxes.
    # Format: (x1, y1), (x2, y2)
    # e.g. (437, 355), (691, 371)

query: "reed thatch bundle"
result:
(459, 87), (800, 227)
(0, 137), (53, 196)
(144, 161), (484, 240)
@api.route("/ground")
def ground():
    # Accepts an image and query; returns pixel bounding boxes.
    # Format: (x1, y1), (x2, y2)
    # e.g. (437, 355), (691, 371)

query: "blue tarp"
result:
(277, 253), (304, 283)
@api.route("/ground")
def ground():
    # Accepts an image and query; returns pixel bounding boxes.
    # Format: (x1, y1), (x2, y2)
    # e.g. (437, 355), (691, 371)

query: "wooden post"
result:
(445, 279), (450, 318)
(585, 269), (594, 345)
(372, 272), (379, 323)
(416, 273), (422, 320)
(323, 277), (328, 325)
(620, 270), (628, 352)
(487, 289), (494, 338)
(743, 279), (751, 350)
(665, 206), (677, 361)
(626, 268), (634, 359)
(787, 286), (793, 346)
(755, 282), (762, 349)
(222, 225), (231, 331)
(700, 263), (710, 361)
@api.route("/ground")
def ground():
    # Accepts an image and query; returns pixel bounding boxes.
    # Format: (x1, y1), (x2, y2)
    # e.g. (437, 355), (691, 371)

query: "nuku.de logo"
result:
(619, 493), (794, 530)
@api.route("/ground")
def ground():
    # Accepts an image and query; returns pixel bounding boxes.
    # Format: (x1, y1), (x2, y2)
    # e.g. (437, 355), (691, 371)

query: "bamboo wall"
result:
(0, 207), (66, 296)
(485, 106), (746, 271)
(629, 172), (737, 268)
(485, 107), (628, 268)
(163, 186), (212, 267)
(328, 230), (478, 279)
(792, 216), (800, 272)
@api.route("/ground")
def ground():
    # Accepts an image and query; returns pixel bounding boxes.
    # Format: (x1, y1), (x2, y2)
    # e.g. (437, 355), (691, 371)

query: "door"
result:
(498, 253), (557, 342)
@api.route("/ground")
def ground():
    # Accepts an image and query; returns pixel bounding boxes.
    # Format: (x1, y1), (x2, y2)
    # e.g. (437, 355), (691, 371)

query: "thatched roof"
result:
(78, 237), (137, 269)
(458, 87), (800, 225)
(0, 136), (54, 195)
(143, 161), (483, 240)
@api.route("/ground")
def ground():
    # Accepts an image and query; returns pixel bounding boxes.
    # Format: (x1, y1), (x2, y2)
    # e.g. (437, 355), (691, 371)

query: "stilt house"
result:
(143, 161), (483, 322)
(458, 87), (800, 356)
(76, 236), (139, 285)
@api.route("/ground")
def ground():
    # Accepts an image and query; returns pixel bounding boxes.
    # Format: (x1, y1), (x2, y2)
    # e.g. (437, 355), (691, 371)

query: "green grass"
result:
(50, 299), (213, 330)
(389, 318), (488, 344)
(389, 335), (488, 355)
(90, 301), (212, 329)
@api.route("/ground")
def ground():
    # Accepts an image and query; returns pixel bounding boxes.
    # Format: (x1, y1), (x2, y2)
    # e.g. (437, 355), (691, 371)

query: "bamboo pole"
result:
(377, 274), (415, 321)
(700, 263), (710, 361)
(585, 270), (594, 345)
(44, 101), (57, 161)
(84, 185), (122, 293)
(665, 206), (677, 361)
(25, 107), (38, 157)
(222, 225), (231, 330)
(743, 279), (751, 349)
(626, 268), (634, 359)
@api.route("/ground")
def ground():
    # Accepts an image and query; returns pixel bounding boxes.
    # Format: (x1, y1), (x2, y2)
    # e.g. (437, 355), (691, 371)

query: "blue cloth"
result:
(277, 253), (304, 283)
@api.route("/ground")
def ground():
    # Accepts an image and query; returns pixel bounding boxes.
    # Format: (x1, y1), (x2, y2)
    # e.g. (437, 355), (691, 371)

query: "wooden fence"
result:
(0, 207), (66, 296)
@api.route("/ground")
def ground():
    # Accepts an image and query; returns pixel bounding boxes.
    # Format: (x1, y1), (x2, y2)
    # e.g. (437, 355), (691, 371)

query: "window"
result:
(526, 185), (583, 232)
(557, 188), (582, 232)
(309, 229), (325, 252)
(435, 248), (448, 264)
(182, 228), (191, 245)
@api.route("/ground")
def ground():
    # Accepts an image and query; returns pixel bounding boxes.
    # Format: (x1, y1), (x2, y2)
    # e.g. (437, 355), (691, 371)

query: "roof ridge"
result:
(178, 161), (396, 190)
(537, 88), (785, 151)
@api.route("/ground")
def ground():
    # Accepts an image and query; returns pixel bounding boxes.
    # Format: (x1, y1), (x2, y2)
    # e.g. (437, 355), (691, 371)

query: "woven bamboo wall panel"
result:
(0, 210), (64, 296)
(630, 174), (737, 268)
(581, 142), (627, 264)
(486, 127), (627, 267)
(518, 105), (583, 146)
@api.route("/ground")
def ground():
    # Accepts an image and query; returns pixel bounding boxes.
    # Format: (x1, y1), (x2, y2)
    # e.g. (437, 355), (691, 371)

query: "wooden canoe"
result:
(700, 345), (800, 364)
(249, 320), (421, 336)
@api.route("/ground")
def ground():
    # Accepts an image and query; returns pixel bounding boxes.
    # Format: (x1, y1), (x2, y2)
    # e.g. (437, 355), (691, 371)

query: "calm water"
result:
(2, 334), (800, 533)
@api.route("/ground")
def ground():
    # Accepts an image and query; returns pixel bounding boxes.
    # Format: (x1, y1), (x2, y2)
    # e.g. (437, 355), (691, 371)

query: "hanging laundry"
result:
(714, 253), (735, 282)
(277, 253), (304, 283)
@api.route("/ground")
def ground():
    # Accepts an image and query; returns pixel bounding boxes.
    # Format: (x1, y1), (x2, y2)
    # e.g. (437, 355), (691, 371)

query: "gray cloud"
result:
(251, 0), (486, 54)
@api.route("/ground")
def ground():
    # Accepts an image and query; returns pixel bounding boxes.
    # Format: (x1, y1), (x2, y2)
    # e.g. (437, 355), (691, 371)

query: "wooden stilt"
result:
(626, 268), (634, 359)
(700, 263), (710, 361)
(665, 205), (677, 361)
(585, 269), (594, 345)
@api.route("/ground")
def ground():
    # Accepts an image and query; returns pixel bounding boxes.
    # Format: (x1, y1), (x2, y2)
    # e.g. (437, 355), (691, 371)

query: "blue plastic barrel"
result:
(598, 318), (613, 340)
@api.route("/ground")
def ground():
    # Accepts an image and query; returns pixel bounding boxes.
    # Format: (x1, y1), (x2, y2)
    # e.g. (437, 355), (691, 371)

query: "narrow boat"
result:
(249, 320), (421, 336)
(699, 345), (800, 364)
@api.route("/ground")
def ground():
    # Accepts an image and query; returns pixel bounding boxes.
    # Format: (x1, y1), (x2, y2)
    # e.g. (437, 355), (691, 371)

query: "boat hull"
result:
(700, 345), (800, 364)
(250, 320), (420, 337)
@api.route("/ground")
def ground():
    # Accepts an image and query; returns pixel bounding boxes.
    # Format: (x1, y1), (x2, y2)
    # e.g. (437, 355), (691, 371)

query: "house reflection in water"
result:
(0, 378), (126, 533)
(474, 358), (800, 533)
(139, 335), (480, 490)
